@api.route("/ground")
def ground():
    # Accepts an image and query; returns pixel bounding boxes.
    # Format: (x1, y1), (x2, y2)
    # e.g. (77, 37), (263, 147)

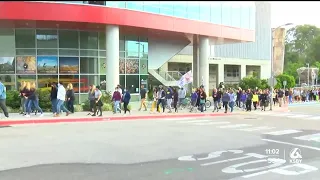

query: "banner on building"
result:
(273, 28), (286, 76)
(177, 70), (193, 87)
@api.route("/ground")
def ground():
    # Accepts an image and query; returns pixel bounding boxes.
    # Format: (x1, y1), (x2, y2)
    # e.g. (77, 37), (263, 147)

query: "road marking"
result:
(261, 139), (320, 151)
(287, 114), (312, 118)
(294, 133), (320, 142)
(218, 124), (252, 129)
(264, 130), (302, 136)
(270, 113), (292, 117)
(239, 126), (275, 132)
(193, 122), (230, 126)
(178, 120), (213, 123)
(307, 116), (320, 120)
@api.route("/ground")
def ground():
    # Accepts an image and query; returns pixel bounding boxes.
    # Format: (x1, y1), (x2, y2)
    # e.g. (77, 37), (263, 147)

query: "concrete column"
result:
(240, 65), (246, 79)
(218, 63), (224, 87)
(106, 25), (119, 92)
(192, 35), (199, 87)
(199, 36), (209, 95)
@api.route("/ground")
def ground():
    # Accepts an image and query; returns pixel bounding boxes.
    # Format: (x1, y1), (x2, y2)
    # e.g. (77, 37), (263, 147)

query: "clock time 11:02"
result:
(265, 149), (280, 155)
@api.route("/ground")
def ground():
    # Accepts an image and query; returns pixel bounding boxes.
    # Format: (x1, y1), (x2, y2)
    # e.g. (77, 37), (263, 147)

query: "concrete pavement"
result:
(0, 113), (319, 180)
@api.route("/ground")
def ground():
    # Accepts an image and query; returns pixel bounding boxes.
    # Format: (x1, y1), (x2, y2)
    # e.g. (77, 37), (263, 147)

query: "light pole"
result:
(270, 23), (293, 111)
(306, 63), (310, 86)
(136, 42), (145, 57)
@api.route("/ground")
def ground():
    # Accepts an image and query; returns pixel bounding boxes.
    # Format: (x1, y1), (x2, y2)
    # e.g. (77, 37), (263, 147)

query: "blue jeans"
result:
(27, 99), (43, 114)
(51, 99), (57, 113)
(56, 99), (69, 114)
(229, 101), (235, 112)
(114, 100), (121, 113)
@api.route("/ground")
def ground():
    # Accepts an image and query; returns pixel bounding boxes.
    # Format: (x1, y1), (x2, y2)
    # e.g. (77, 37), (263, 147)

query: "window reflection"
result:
(80, 75), (99, 93)
(210, 2), (222, 24)
(126, 1), (143, 11)
(16, 75), (36, 88)
(38, 75), (58, 88)
(0, 75), (15, 90)
(59, 75), (79, 93)
(221, 3), (232, 26)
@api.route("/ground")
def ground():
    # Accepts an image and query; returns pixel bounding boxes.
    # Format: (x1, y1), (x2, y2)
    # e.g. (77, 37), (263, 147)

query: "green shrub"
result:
(102, 103), (113, 111)
(0, 106), (20, 113)
(6, 90), (20, 109)
(37, 88), (51, 111)
(74, 104), (83, 112)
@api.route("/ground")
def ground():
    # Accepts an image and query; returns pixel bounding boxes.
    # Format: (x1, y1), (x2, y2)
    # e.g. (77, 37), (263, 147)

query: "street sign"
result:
(283, 81), (287, 86)
(268, 78), (277, 86)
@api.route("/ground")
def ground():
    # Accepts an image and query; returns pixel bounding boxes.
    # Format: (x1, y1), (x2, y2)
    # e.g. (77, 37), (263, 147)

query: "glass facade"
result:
(0, 28), (148, 103)
(47, 1), (256, 30)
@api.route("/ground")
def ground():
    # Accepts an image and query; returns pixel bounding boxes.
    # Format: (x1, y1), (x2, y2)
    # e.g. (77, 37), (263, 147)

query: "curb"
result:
(0, 113), (231, 126)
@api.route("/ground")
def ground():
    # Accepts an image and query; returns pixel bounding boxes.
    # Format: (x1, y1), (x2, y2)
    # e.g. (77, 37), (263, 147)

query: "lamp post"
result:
(136, 42), (145, 57)
(306, 63), (310, 86)
(270, 23), (293, 111)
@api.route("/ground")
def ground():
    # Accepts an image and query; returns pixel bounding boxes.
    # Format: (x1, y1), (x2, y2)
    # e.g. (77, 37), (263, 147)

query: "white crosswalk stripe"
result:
(218, 124), (252, 129)
(193, 122), (230, 126)
(239, 126), (276, 132)
(270, 113), (293, 117)
(287, 114), (312, 118)
(307, 116), (320, 120)
(178, 120), (213, 123)
(294, 133), (320, 142)
(264, 130), (302, 136)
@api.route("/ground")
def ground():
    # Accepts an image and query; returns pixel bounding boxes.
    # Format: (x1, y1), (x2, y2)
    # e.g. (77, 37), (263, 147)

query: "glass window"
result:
(199, 3), (211, 22)
(0, 29), (15, 57)
(59, 49), (79, 56)
(119, 58), (125, 74)
(0, 75), (15, 90)
(80, 50), (98, 57)
(231, 4), (241, 28)
(187, 2), (200, 20)
(126, 1), (143, 11)
(99, 32), (106, 50)
(125, 35), (139, 53)
(99, 57), (106, 74)
(120, 35), (125, 51)
(126, 59), (139, 74)
(143, 2), (160, 14)
(221, 3), (232, 26)
(59, 30), (79, 49)
(140, 59), (148, 74)
(80, 75), (99, 93)
(80, 57), (99, 74)
(80, 31), (98, 49)
(119, 51), (125, 58)
(138, 42), (148, 58)
(37, 49), (58, 56)
(210, 2), (222, 24)
(99, 50), (106, 57)
(59, 57), (79, 74)
(160, 8), (174, 16)
(241, 5), (250, 29)
(140, 75), (148, 90)
(119, 75), (125, 89)
(159, 2), (173, 9)
(37, 56), (58, 74)
(16, 75), (36, 88)
(249, 5), (256, 30)
(15, 29), (35, 48)
(37, 75), (58, 88)
(174, 3), (187, 18)
(60, 75), (80, 93)
(0, 57), (15, 74)
(100, 75), (106, 91)
(125, 75), (139, 94)
(16, 56), (36, 74)
(105, 1), (126, 8)
(36, 29), (58, 48)
(16, 49), (36, 56)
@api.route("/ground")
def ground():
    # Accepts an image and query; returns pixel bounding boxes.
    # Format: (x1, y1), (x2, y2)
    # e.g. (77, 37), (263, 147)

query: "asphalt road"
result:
(0, 112), (319, 180)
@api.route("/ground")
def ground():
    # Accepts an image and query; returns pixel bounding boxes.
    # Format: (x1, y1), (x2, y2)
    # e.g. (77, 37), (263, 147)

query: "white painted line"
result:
(178, 120), (213, 123)
(270, 113), (292, 117)
(239, 126), (275, 132)
(264, 130), (302, 136)
(306, 116), (320, 120)
(287, 115), (312, 118)
(162, 118), (194, 121)
(218, 124), (252, 129)
(201, 156), (251, 166)
(294, 133), (320, 142)
(262, 139), (320, 151)
(193, 122), (230, 126)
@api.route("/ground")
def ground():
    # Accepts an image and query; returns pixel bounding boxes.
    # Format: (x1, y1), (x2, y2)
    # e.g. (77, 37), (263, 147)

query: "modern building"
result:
(0, 1), (268, 102)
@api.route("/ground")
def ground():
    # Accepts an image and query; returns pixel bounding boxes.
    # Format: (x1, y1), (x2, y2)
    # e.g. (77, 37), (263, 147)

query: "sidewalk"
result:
(0, 109), (232, 126)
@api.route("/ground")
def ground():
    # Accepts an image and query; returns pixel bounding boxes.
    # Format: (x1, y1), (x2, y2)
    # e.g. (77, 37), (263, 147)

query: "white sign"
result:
(268, 78), (277, 86)
(289, 148), (302, 163)
(283, 80), (287, 86)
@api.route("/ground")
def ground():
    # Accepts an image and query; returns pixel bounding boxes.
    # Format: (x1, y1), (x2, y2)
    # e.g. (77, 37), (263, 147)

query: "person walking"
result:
(0, 78), (9, 119)
(178, 87), (186, 109)
(138, 84), (147, 111)
(173, 88), (179, 113)
(92, 85), (103, 117)
(122, 87), (131, 115)
(189, 88), (198, 112)
(26, 82), (44, 117)
(50, 82), (58, 114)
(260, 90), (268, 111)
(66, 83), (75, 113)
(54, 82), (71, 117)
(199, 88), (207, 112)
(246, 89), (253, 112)
(19, 81), (27, 115)
(212, 88), (219, 112)
(87, 85), (96, 115)
(166, 86), (173, 113)
(112, 87), (122, 114)
(156, 85), (166, 113)
(222, 90), (230, 113)
(252, 91), (259, 110)
(228, 90), (236, 113)
(150, 87), (158, 114)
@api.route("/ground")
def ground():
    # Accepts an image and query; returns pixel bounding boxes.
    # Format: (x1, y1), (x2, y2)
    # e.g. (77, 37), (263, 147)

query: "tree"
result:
(274, 74), (296, 89)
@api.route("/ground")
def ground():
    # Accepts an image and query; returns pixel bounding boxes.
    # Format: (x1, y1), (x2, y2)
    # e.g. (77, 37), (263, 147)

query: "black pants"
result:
(93, 100), (102, 116)
(223, 101), (228, 112)
(253, 102), (257, 110)
(89, 100), (95, 112)
(173, 100), (178, 112)
(0, 99), (9, 117)
(246, 100), (252, 111)
(123, 102), (130, 114)
(236, 99), (240, 107)
(157, 99), (165, 112)
(67, 100), (74, 113)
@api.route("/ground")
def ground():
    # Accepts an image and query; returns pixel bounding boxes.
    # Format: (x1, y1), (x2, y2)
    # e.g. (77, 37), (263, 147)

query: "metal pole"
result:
(270, 30), (274, 111)
(307, 63), (310, 87)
